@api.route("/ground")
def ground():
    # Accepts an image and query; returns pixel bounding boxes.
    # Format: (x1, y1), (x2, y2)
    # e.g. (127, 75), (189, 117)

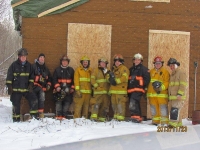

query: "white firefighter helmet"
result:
(133, 53), (143, 60)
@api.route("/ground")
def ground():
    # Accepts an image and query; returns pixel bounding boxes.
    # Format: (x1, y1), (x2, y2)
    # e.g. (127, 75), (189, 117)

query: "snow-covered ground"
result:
(0, 97), (199, 150)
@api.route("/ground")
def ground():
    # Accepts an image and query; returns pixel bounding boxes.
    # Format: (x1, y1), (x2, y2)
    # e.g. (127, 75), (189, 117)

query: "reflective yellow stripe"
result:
(94, 91), (108, 94)
(114, 114), (117, 119)
(169, 121), (182, 127)
(80, 89), (91, 93)
(117, 115), (125, 121)
(13, 73), (29, 76)
(180, 81), (187, 86)
(91, 75), (95, 79)
(98, 117), (106, 122)
(152, 117), (160, 121)
(13, 88), (28, 92)
(115, 78), (121, 84)
(75, 86), (80, 90)
(91, 114), (97, 119)
(109, 90), (127, 94)
(178, 90), (184, 95)
(169, 81), (187, 86)
(96, 79), (107, 83)
(13, 114), (20, 118)
(122, 73), (128, 79)
(147, 93), (168, 98)
(93, 83), (98, 88)
(160, 117), (169, 121)
(169, 95), (186, 100)
(80, 78), (90, 82)
(29, 79), (34, 82)
(161, 84), (166, 90)
(150, 79), (163, 83)
(30, 110), (38, 113)
(6, 81), (12, 83)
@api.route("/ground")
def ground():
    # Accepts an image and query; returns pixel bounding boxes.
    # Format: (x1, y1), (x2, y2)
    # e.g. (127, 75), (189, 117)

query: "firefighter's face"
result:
(38, 56), (45, 65)
(82, 60), (89, 68)
(133, 58), (141, 66)
(114, 60), (121, 67)
(169, 64), (175, 71)
(19, 55), (27, 62)
(99, 61), (106, 68)
(62, 60), (69, 67)
(154, 62), (162, 69)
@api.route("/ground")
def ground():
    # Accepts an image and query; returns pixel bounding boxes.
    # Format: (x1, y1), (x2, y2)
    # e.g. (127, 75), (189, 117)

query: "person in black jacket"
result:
(6, 48), (38, 122)
(32, 53), (52, 119)
(127, 53), (150, 123)
(53, 54), (75, 120)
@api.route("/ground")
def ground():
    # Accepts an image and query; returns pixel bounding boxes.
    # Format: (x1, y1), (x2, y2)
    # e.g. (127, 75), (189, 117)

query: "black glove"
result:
(7, 86), (13, 95)
(152, 81), (162, 94)
(46, 84), (51, 91)
(129, 75), (136, 84)
(108, 71), (117, 86)
(28, 83), (33, 93)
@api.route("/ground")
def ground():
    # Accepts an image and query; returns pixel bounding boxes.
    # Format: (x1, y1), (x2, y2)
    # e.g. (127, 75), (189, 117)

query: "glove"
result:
(152, 81), (162, 94)
(74, 90), (82, 98)
(108, 71), (117, 86)
(7, 86), (13, 95)
(129, 75), (136, 84)
(28, 83), (33, 93)
(46, 84), (51, 91)
(56, 87), (61, 92)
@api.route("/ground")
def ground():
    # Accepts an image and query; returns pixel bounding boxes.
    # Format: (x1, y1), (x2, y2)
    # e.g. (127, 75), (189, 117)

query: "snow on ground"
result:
(0, 97), (194, 150)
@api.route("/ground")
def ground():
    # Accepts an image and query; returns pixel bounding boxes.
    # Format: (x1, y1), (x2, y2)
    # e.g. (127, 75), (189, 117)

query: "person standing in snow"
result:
(167, 58), (187, 127)
(147, 56), (169, 126)
(6, 48), (38, 122)
(106, 54), (129, 121)
(127, 53), (150, 123)
(90, 57), (111, 122)
(73, 56), (92, 119)
(32, 53), (52, 119)
(53, 54), (75, 120)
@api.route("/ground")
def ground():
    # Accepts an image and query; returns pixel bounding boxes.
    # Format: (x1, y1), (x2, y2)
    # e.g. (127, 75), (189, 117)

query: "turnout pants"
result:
(168, 100), (184, 127)
(33, 86), (45, 112)
(10, 92), (38, 121)
(129, 92), (143, 117)
(74, 93), (91, 119)
(111, 94), (128, 121)
(149, 97), (169, 124)
(55, 94), (73, 118)
(90, 94), (110, 121)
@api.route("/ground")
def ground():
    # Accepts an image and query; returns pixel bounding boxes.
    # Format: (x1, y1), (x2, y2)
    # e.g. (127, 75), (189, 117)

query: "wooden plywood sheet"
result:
(147, 30), (190, 119)
(67, 23), (112, 70)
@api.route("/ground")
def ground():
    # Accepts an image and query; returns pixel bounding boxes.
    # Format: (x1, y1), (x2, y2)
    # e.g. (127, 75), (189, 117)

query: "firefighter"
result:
(147, 56), (170, 126)
(32, 53), (52, 119)
(73, 56), (92, 119)
(167, 58), (187, 127)
(106, 54), (129, 121)
(6, 48), (38, 122)
(127, 53), (150, 123)
(53, 54), (75, 120)
(90, 57), (110, 122)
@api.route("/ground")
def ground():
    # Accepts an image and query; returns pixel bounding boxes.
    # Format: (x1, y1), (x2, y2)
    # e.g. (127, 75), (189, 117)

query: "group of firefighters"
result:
(6, 48), (187, 128)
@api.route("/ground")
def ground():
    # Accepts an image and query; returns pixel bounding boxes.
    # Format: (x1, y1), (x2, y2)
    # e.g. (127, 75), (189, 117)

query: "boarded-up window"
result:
(129, 0), (170, 2)
(147, 30), (190, 119)
(67, 23), (112, 70)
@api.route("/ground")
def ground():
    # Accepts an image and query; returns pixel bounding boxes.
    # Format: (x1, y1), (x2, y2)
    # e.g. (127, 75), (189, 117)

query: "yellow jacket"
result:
(168, 68), (187, 100)
(91, 67), (110, 95)
(74, 65), (92, 94)
(147, 66), (169, 98)
(107, 64), (129, 95)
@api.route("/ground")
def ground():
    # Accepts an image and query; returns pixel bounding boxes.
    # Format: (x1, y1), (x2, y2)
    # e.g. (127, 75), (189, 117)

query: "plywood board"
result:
(67, 23), (112, 70)
(147, 30), (190, 119)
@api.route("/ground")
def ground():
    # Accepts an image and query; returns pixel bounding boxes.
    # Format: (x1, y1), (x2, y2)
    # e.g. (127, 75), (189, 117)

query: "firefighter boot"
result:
(30, 113), (39, 120)
(39, 112), (44, 119)
(13, 117), (20, 122)
(130, 115), (142, 123)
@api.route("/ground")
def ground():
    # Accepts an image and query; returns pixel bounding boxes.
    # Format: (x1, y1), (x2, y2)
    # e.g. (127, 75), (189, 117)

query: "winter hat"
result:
(38, 53), (45, 58)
